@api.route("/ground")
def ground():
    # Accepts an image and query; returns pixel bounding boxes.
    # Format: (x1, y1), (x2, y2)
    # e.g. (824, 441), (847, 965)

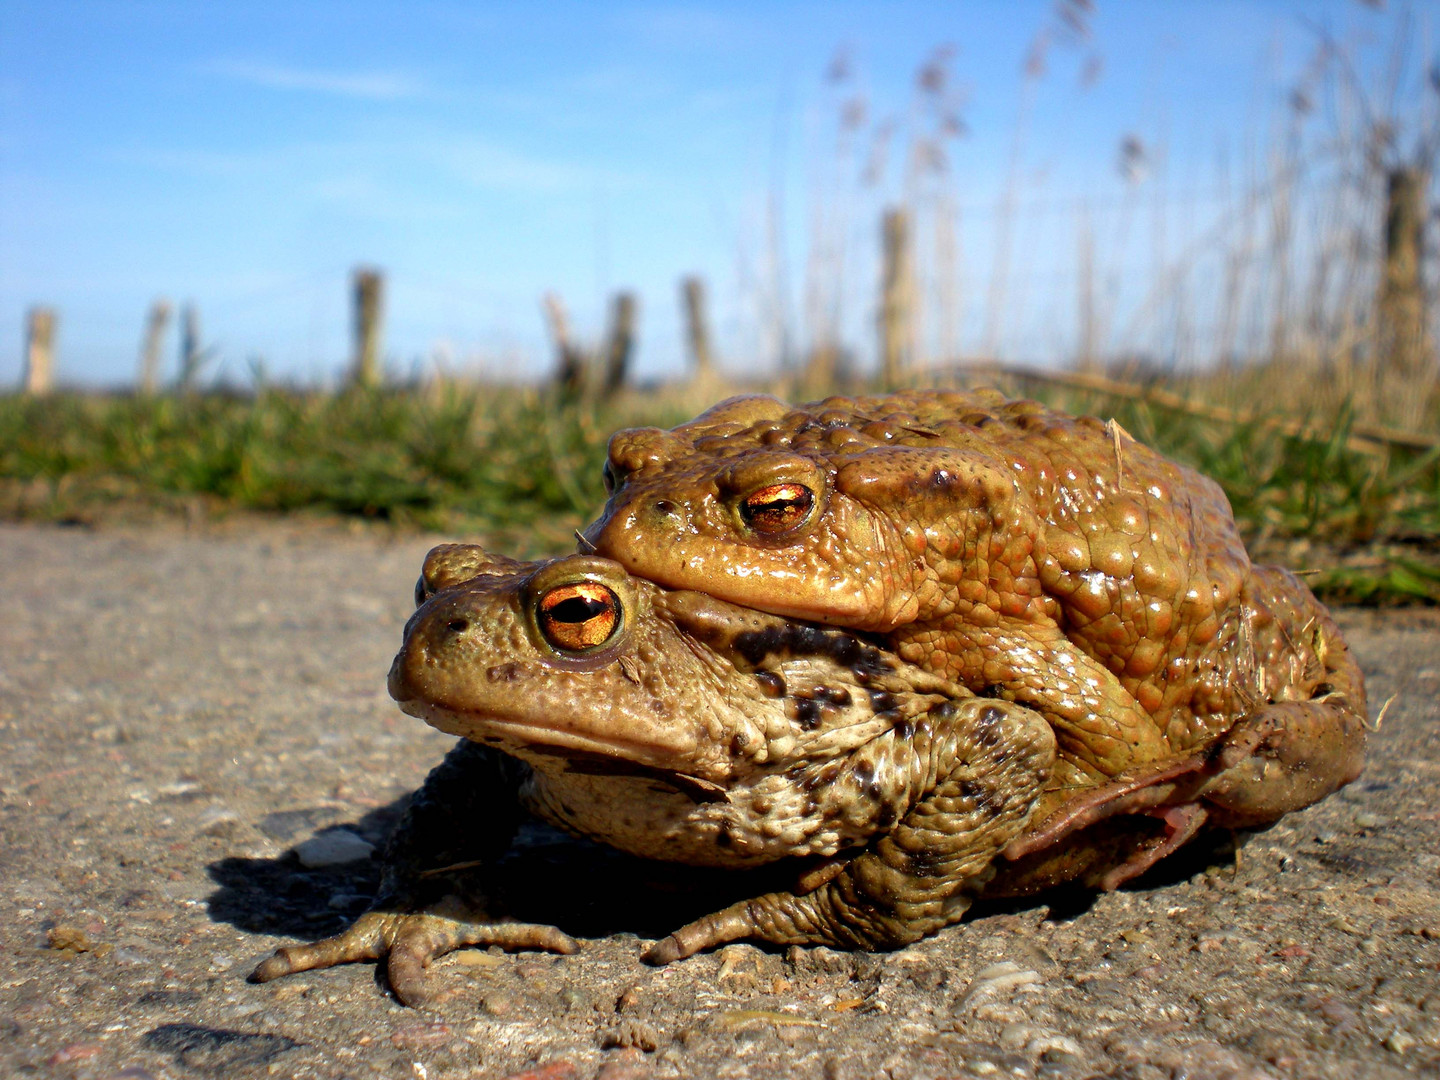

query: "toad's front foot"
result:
(250, 900), (578, 1008)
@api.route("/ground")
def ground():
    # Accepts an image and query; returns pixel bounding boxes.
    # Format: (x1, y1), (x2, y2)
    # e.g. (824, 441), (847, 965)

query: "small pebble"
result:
(294, 830), (374, 867)
(482, 992), (515, 1017)
(390, 1021), (452, 1051)
(1027, 1033), (1084, 1060)
(959, 961), (1042, 1006)
(557, 986), (591, 1012)
(47, 1043), (103, 1065)
(601, 1021), (661, 1053)
(196, 807), (240, 837)
(1384, 1029), (1416, 1055)
(596, 1047), (651, 1080)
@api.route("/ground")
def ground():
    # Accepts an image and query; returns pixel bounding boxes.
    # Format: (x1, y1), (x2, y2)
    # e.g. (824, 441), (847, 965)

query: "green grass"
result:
(0, 385), (678, 557)
(2, 382), (1436, 601)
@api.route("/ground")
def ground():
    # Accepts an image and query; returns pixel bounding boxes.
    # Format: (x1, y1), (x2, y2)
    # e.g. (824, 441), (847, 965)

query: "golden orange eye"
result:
(537, 582), (622, 653)
(739, 482), (814, 535)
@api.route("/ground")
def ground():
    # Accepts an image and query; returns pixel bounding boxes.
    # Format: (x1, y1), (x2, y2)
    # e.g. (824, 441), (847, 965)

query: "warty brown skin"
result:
(252, 548), (1056, 1005)
(584, 389), (1366, 830)
(251, 392), (1367, 1005)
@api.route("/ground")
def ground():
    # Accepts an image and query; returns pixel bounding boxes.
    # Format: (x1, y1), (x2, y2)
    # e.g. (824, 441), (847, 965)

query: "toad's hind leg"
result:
(1199, 697), (1365, 828)
(1005, 570), (1366, 873)
(1199, 568), (1367, 828)
(644, 699), (1056, 964)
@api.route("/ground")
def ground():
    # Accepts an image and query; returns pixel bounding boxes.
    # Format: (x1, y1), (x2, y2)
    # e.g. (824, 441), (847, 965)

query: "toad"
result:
(252, 546), (1058, 1004)
(583, 390), (1366, 871)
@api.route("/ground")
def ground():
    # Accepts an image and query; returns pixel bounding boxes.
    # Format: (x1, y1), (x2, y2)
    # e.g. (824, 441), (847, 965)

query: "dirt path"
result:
(1, 522), (1437, 1080)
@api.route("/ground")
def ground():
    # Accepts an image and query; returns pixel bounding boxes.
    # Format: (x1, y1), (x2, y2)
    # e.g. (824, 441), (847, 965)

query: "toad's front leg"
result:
(644, 698), (1056, 963)
(250, 740), (577, 1007)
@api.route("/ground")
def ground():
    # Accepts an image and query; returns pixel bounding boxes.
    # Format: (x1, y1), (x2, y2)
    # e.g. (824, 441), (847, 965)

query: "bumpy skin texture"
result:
(253, 549), (1056, 1004)
(584, 389), (1366, 819)
(252, 391), (1368, 1005)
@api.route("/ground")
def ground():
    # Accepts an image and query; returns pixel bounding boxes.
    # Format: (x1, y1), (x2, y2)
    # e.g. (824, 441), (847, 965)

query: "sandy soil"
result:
(1, 522), (1436, 1080)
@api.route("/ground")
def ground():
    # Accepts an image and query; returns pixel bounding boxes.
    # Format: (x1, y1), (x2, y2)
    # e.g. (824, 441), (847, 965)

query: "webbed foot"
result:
(1003, 693), (1366, 883)
(250, 900), (578, 1007)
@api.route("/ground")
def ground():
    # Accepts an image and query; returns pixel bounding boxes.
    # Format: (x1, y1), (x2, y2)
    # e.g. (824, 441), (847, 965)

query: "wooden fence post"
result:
(680, 276), (714, 381)
(543, 292), (587, 395)
(1375, 166), (1432, 422)
(178, 303), (209, 390)
(879, 208), (914, 387)
(138, 299), (172, 395)
(351, 267), (384, 388)
(601, 293), (637, 397)
(22, 307), (57, 395)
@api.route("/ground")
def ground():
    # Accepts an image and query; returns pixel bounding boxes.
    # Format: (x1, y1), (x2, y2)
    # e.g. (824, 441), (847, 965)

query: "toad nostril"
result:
(654, 499), (676, 516)
(445, 618), (470, 634)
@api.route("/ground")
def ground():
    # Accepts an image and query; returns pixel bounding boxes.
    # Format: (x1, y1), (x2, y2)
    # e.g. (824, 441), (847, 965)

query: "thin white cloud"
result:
(204, 60), (426, 101)
(110, 131), (640, 198)
(615, 6), (754, 50)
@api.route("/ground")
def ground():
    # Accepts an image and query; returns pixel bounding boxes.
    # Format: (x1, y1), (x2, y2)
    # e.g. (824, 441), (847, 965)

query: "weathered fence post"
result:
(22, 307), (57, 395)
(601, 293), (637, 398)
(1376, 166), (1432, 420)
(543, 292), (587, 395)
(804, 343), (840, 391)
(138, 299), (172, 395)
(879, 208), (914, 387)
(178, 303), (208, 391)
(351, 267), (384, 388)
(680, 276), (714, 381)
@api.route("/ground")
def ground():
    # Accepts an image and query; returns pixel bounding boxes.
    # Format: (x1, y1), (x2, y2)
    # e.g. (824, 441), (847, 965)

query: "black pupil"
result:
(548, 595), (609, 624)
(745, 490), (810, 525)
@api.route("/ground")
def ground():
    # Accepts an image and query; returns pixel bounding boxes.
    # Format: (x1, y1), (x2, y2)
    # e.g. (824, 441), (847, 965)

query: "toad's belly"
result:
(517, 766), (881, 870)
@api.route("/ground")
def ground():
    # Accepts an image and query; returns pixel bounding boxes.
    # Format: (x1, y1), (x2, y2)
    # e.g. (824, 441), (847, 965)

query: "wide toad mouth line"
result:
(393, 697), (699, 767)
(394, 697), (732, 804)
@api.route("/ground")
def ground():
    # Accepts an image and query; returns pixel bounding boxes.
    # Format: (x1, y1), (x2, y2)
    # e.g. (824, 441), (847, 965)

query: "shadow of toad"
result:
(206, 797), (1246, 956)
(205, 791), (795, 946)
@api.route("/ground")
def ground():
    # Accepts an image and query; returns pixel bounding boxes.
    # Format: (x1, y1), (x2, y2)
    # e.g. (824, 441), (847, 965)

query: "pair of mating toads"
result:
(253, 389), (1366, 1006)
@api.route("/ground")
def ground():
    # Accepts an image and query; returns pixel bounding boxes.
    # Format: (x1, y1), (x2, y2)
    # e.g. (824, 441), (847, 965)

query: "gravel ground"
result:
(1, 521), (1437, 1080)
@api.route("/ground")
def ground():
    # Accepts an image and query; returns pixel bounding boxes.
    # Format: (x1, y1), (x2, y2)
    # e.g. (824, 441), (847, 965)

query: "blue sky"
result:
(0, 0), (1413, 387)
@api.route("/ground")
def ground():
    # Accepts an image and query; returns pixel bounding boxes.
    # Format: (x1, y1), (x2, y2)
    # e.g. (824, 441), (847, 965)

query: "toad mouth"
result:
(393, 698), (730, 804)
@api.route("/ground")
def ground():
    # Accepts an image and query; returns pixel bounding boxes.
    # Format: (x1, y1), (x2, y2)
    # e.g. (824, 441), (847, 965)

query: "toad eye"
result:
(601, 460), (619, 495)
(537, 582), (622, 653)
(414, 576), (432, 608)
(739, 482), (815, 535)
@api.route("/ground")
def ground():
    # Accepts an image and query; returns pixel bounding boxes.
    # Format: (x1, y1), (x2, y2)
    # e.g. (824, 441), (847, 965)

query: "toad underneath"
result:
(254, 549), (1059, 1004)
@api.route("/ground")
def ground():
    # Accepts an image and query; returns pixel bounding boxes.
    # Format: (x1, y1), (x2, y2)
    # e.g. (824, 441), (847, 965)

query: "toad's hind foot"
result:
(250, 904), (578, 1008)
(1003, 688), (1367, 875)
(1094, 803), (1209, 891)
